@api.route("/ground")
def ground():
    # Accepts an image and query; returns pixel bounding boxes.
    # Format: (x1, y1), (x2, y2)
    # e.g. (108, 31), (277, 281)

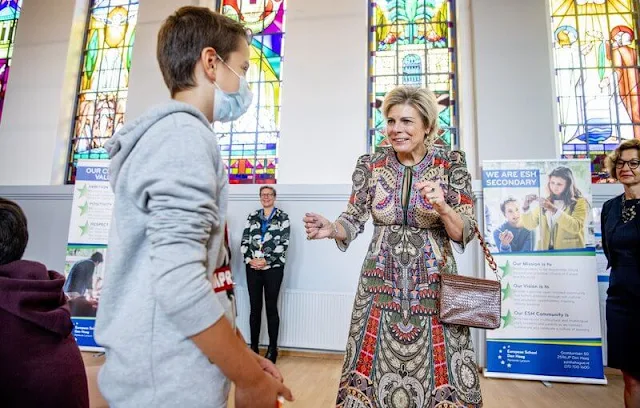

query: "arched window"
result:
(0, 0), (23, 123)
(66, 0), (139, 183)
(368, 0), (458, 151)
(550, 0), (640, 182)
(216, 0), (286, 184)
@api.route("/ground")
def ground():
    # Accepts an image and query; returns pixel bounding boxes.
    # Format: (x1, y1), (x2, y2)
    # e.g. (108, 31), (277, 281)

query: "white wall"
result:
(0, 0), (561, 186)
(0, 183), (478, 351)
(4, 181), (622, 353)
(470, 0), (559, 163)
(123, 0), (201, 122)
(0, 0), (88, 185)
(276, 0), (368, 184)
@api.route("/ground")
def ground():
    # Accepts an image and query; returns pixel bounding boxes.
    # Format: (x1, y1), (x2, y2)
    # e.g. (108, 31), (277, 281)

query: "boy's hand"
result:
(234, 328), (282, 382)
(235, 373), (293, 408)
(255, 354), (283, 382)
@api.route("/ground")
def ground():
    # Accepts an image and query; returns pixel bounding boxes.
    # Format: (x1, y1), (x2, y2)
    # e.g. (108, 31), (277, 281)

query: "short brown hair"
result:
(500, 197), (518, 215)
(605, 139), (640, 180)
(0, 198), (28, 265)
(382, 86), (440, 146)
(157, 6), (248, 96)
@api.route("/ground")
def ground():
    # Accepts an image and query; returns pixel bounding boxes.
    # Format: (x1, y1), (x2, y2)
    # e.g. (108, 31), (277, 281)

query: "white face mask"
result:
(214, 57), (253, 123)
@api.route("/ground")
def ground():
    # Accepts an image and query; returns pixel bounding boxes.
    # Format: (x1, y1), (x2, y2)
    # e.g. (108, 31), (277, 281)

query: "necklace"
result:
(621, 194), (639, 223)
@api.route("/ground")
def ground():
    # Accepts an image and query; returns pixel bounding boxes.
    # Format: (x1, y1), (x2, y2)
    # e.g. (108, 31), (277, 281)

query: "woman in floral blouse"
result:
(241, 186), (290, 363)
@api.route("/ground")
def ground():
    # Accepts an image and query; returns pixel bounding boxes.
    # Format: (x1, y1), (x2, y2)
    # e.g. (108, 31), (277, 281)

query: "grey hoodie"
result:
(95, 101), (232, 408)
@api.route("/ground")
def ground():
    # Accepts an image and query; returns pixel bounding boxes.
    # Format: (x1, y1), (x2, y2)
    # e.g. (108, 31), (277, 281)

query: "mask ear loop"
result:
(211, 55), (220, 87)
(217, 54), (244, 80)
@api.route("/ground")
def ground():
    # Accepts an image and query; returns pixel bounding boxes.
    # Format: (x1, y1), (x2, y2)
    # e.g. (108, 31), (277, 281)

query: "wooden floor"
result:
(84, 353), (624, 407)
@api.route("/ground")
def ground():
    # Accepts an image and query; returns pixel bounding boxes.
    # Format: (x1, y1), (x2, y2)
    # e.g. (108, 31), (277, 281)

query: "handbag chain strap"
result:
(440, 224), (500, 282)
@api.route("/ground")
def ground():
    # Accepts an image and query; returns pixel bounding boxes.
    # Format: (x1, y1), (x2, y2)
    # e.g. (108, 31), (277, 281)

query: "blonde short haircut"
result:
(605, 139), (640, 180)
(382, 86), (440, 146)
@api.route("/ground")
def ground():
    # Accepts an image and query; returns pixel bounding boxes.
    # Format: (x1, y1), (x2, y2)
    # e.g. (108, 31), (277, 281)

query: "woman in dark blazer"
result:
(241, 186), (290, 363)
(601, 139), (640, 408)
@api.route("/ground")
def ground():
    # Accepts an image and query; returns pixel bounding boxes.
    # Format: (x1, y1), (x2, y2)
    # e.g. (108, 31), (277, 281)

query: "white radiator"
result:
(234, 287), (355, 351)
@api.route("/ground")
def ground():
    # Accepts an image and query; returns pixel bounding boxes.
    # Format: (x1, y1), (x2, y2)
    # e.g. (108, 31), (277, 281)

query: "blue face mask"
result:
(214, 58), (253, 123)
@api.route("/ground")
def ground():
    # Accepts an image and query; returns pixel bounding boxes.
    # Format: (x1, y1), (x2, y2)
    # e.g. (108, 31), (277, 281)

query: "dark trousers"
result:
(246, 265), (284, 348)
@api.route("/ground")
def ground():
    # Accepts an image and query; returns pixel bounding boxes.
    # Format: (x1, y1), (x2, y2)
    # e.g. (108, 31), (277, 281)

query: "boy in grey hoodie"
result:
(94, 7), (292, 408)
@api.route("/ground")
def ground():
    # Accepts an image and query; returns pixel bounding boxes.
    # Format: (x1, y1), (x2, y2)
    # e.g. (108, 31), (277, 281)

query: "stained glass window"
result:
(0, 0), (22, 123)
(550, 0), (640, 182)
(66, 0), (139, 183)
(216, 0), (286, 184)
(368, 0), (458, 151)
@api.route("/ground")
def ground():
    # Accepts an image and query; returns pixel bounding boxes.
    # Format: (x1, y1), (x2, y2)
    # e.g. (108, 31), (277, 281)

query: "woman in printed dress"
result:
(304, 86), (482, 408)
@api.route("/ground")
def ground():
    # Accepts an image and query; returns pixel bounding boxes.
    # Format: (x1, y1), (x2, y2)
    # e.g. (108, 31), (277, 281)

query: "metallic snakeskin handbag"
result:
(438, 226), (502, 329)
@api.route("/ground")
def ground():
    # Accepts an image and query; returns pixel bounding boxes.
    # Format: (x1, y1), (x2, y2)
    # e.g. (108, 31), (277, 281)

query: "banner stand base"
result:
(483, 369), (608, 385)
(79, 346), (105, 353)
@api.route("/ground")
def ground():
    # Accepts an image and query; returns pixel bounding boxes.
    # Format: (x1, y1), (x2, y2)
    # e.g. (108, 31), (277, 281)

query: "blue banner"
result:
(487, 339), (604, 379)
(75, 165), (110, 182)
(482, 159), (605, 384)
(64, 160), (113, 351)
(72, 318), (99, 348)
(482, 169), (540, 188)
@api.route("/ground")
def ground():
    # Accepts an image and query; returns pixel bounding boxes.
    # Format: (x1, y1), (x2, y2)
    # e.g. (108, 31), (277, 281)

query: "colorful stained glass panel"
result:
(0, 0), (22, 123)
(550, 0), (640, 182)
(66, 0), (139, 183)
(368, 0), (458, 151)
(216, 0), (286, 184)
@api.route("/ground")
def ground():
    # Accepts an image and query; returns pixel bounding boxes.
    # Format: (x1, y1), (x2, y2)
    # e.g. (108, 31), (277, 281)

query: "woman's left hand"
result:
(415, 180), (451, 215)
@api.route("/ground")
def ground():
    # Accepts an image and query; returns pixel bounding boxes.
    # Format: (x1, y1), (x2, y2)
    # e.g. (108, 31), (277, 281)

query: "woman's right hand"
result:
(303, 212), (333, 240)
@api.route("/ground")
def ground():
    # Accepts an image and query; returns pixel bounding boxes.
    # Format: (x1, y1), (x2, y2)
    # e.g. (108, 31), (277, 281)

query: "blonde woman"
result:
(601, 139), (640, 408)
(304, 86), (482, 407)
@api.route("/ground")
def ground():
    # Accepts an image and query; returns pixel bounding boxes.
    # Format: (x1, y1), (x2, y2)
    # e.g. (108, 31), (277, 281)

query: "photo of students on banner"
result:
(492, 197), (533, 253)
(483, 161), (593, 253)
(520, 166), (589, 251)
(63, 247), (107, 318)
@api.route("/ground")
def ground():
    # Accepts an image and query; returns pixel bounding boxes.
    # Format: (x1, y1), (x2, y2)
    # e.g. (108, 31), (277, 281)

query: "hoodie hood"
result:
(105, 101), (212, 188)
(0, 260), (73, 337)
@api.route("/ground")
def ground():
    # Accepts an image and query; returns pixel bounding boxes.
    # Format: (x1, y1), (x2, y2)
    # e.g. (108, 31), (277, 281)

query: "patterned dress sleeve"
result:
(335, 154), (373, 252)
(445, 150), (477, 252)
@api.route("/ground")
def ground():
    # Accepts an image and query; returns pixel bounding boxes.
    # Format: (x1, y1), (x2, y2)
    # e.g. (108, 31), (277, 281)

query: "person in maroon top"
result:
(0, 198), (89, 408)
